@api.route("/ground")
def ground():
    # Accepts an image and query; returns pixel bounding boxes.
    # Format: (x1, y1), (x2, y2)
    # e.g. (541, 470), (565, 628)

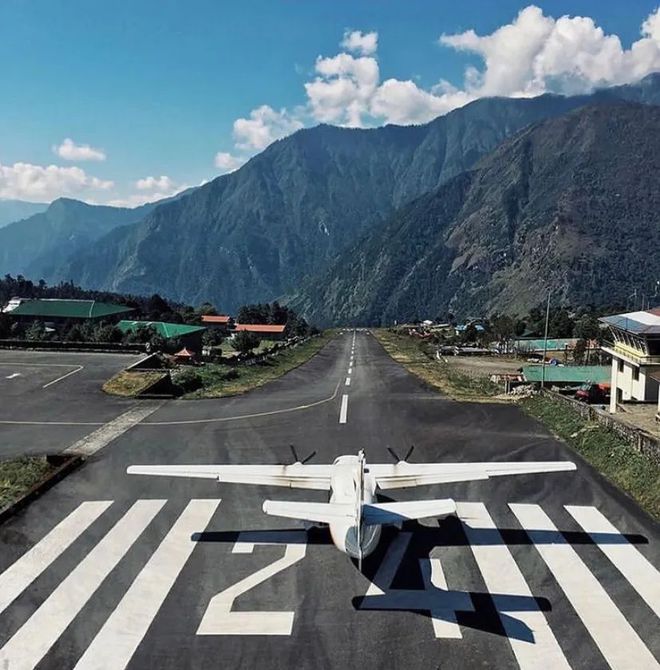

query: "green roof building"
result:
(117, 320), (207, 350)
(522, 365), (609, 385)
(4, 298), (133, 321)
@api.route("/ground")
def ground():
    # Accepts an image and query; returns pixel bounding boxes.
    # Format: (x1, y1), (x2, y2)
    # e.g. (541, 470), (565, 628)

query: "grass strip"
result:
(0, 456), (55, 510)
(186, 332), (334, 398)
(103, 370), (170, 397)
(521, 394), (660, 521)
(373, 329), (499, 401)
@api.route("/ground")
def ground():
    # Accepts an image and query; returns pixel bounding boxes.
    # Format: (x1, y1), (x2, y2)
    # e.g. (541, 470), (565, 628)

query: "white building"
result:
(600, 308), (660, 414)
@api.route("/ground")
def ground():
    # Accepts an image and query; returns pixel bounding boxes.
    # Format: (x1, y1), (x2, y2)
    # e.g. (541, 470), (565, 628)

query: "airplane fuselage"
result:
(328, 453), (381, 560)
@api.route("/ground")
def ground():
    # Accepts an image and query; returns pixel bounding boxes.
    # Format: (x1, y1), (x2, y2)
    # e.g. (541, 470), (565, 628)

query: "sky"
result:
(1, 0), (660, 206)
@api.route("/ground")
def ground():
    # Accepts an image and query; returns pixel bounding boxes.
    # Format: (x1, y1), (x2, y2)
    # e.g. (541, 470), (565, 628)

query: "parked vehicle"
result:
(574, 383), (609, 403)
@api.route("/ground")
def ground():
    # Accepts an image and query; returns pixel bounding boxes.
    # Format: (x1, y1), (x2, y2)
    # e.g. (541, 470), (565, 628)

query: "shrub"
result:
(174, 368), (202, 393)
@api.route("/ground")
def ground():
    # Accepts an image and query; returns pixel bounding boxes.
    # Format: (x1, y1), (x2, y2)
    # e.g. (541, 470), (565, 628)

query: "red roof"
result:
(234, 323), (286, 333)
(202, 315), (231, 324)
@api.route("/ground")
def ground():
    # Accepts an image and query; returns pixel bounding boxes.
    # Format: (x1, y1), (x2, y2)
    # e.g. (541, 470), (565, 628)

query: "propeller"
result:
(289, 444), (316, 465)
(387, 445), (415, 463)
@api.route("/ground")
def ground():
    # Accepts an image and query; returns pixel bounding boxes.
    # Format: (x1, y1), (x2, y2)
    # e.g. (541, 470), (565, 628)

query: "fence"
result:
(543, 389), (660, 465)
(0, 339), (144, 354)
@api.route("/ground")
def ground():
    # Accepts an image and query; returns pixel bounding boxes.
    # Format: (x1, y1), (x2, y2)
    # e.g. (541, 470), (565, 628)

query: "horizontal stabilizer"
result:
(263, 500), (356, 525)
(363, 499), (456, 524)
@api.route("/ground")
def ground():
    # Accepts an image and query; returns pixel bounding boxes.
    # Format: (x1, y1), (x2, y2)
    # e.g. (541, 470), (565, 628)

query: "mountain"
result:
(293, 103), (660, 325)
(0, 199), (48, 228)
(54, 75), (660, 313)
(0, 198), (159, 281)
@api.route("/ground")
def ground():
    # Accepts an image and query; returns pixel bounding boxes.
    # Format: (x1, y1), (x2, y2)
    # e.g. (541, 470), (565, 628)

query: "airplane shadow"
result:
(190, 513), (649, 644)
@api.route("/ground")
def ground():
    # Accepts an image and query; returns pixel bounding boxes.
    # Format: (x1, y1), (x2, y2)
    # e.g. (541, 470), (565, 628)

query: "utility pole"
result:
(541, 290), (551, 390)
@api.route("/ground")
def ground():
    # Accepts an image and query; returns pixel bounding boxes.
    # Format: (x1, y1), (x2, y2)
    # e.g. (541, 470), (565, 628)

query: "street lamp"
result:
(541, 290), (551, 390)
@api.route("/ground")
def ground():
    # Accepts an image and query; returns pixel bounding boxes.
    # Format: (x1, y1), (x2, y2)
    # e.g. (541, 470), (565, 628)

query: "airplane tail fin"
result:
(362, 499), (456, 525)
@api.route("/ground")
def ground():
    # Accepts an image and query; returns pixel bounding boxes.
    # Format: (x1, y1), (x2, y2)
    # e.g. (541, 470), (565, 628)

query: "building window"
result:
(618, 359), (624, 373)
(633, 366), (639, 381)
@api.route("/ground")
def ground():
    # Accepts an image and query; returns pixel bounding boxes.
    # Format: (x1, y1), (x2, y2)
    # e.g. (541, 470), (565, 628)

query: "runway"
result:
(0, 331), (658, 669)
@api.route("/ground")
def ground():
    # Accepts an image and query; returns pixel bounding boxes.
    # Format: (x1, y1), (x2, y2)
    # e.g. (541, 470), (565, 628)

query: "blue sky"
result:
(1, 1), (659, 205)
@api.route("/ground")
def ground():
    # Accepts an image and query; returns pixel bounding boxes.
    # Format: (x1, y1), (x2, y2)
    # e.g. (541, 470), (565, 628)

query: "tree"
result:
(573, 338), (587, 365)
(203, 329), (224, 347)
(232, 331), (260, 354)
(574, 313), (600, 342)
(461, 323), (478, 344)
(25, 320), (46, 341)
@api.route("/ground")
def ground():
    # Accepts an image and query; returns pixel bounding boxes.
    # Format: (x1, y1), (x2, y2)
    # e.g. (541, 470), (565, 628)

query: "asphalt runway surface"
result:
(0, 332), (658, 669)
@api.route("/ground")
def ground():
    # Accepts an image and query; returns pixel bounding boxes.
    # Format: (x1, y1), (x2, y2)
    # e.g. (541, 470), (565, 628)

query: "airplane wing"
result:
(369, 461), (576, 490)
(126, 464), (333, 490)
(363, 499), (456, 524)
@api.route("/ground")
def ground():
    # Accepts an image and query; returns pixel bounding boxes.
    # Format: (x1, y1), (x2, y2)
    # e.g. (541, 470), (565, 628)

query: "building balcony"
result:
(601, 342), (660, 367)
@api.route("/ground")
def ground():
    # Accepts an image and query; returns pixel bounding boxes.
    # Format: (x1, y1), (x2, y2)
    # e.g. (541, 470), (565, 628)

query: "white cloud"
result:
(341, 29), (378, 56)
(233, 105), (304, 151)
(214, 152), (245, 173)
(0, 161), (113, 201)
(135, 175), (176, 192)
(439, 5), (660, 98)
(53, 137), (106, 162)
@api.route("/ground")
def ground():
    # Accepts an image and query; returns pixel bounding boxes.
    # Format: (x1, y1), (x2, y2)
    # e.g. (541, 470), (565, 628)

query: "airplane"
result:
(127, 448), (576, 567)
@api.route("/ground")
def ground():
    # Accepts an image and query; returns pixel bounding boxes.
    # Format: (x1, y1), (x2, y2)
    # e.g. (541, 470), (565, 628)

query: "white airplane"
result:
(127, 449), (575, 566)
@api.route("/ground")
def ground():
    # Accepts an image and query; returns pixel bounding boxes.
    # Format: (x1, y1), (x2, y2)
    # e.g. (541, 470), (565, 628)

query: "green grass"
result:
(0, 456), (55, 509)
(373, 329), (499, 401)
(521, 394), (660, 521)
(103, 370), (169, 397)
(186, 332), (334, 398)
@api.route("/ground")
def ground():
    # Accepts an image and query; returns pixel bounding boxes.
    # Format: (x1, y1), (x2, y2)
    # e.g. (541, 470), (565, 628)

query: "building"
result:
(201, 315), (234, 334)
(233, 323), (286, 340)
(2, 298), (133, 323)
(117, 320), (207, 351)
(599, 308), (660, 413)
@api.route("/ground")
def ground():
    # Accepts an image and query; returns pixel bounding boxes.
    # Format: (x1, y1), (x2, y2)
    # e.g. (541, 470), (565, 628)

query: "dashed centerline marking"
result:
(339, 394), (349, 424)
(345, 377), (351, 386)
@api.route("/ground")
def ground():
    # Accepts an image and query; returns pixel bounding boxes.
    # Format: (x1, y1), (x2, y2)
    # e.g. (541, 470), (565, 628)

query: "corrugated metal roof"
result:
(201, 315), (231, 324)
(522, 365), (610, 384)
(599, 308), (660, 335)
(117, 320), (206, 339)
(514, 338), (578, 351)
(234, 324), (286, 333)
(6, 299), (133, 319)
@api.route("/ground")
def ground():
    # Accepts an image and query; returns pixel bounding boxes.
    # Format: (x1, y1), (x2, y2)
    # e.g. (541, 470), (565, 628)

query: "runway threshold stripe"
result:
(339, 394), (349, 424)
(0, 500), (165, 670)
(0, 501), (113, 615)
(419, 558), (462, 638)
(457, 503), (569, 668)
(366, 532), (411, 596)
(565, 505), (660, 616)
(510, 504), (658, 670)
(74, 499), (220, 670)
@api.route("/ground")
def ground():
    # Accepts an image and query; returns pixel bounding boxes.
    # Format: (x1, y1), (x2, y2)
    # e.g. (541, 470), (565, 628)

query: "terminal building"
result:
(599, 308), (660, 414)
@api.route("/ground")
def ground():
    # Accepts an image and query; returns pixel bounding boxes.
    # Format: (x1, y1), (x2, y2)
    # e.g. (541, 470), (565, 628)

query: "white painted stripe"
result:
(566, 505), (660, 617)
(339, 394), (349, 424)
(348, 366), (353, 375)
(5, 373), (21, 379)
(366, 532), (411, 596)
(0, 501), (113, 615)
(510, 503), (658, 670)
(420, 558), (462, 638)
(457, 503), (569, 668)
(63, 402), (163, 456)
(345, 376), (351, 386)
(43, 366), (84, 388)
(74, 499), (219, 670)
(0, 500), (165, 670)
